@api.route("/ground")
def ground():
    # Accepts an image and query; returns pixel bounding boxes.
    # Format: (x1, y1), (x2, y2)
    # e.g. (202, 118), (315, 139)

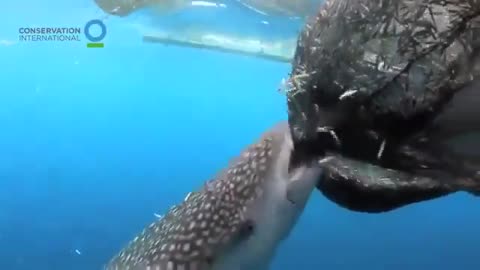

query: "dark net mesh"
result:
(286, 0), (480, 145)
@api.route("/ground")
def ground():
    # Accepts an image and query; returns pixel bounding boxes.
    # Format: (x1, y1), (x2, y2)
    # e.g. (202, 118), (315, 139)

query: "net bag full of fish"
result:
(282, 0), (480, 186)
(285, 0), (480, 146)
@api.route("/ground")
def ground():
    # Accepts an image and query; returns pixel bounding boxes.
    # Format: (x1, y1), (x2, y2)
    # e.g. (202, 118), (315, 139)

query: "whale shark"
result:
(105, 121), (323, 270)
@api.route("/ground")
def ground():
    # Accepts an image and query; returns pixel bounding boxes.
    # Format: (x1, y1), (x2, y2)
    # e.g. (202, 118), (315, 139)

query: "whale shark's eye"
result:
(245, 222), (254, 233)
(205, 255), (214, 265)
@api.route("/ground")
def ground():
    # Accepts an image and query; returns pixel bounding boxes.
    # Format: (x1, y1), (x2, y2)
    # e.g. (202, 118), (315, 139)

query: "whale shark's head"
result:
(105, 122), (323, 270)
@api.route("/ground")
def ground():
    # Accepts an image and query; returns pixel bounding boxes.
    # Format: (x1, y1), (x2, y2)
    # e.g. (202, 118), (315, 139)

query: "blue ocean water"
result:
(1, 1), (480, 270)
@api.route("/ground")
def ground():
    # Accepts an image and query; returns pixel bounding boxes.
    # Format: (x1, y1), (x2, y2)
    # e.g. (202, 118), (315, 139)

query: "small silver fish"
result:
(105, 121), (323, 270)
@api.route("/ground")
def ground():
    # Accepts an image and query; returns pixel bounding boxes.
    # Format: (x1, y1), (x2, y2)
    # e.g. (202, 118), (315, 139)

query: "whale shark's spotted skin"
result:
(105, 122), (322, 270)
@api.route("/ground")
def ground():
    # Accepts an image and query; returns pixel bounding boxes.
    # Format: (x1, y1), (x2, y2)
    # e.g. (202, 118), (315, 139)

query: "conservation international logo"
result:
(18, 19), (107, 48)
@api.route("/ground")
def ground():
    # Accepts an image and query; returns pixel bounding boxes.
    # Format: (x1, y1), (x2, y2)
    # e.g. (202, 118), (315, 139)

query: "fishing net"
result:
(286, 0), (480, 144)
